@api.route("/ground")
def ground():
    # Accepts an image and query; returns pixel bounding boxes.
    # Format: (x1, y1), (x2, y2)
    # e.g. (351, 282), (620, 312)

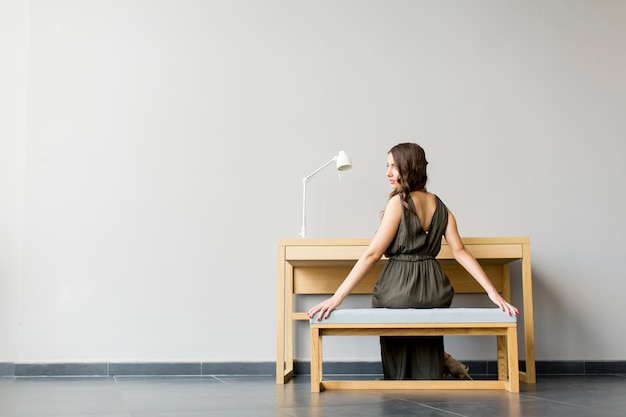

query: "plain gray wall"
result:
(1, 0), (625, 364)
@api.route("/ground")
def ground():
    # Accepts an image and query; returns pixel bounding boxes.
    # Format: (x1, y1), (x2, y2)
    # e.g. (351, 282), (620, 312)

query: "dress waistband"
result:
(387, 254), (435, 261)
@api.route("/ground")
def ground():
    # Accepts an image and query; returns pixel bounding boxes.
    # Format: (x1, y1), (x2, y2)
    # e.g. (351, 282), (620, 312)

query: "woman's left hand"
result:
(488, 291), (520, 316)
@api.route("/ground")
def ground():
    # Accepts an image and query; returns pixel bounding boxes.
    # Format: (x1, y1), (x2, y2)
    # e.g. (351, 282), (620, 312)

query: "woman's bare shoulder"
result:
(409, 190), (437, 204)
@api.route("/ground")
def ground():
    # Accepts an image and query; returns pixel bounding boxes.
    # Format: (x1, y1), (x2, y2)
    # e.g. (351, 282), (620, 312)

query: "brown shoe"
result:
(444, 353), (473, 380)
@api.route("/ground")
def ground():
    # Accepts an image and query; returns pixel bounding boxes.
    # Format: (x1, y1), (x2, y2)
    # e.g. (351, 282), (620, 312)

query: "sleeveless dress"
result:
(371, 195), (455, 380)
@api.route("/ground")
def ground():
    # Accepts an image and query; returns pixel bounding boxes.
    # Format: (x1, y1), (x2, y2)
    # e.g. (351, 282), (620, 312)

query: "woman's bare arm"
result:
(307, 196), (403, 320)
(444, 210), (519, 316)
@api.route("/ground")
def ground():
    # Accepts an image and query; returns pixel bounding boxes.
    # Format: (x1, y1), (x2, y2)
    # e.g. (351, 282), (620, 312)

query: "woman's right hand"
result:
(307, 295), (343, 321)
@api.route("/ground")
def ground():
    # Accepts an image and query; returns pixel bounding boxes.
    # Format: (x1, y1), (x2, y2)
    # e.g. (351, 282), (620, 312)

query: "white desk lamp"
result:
(300, 151), (352, 238)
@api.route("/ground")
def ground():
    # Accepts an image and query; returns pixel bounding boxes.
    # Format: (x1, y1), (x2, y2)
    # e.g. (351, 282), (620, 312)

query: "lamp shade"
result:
(336, 151), (352, 171)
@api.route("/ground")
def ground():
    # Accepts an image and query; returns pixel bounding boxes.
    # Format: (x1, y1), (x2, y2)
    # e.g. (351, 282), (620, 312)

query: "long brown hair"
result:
(388, 143), (428, 216)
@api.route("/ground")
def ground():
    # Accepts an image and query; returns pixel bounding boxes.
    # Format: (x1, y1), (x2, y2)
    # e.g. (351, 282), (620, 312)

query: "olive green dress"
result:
(371, 195), (455, 380)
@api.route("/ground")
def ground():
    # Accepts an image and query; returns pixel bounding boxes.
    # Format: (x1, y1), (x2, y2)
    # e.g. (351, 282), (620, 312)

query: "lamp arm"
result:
(302, 157), (337, 184)
(301, 179), (307, 238)
(300, 156), (337, 238)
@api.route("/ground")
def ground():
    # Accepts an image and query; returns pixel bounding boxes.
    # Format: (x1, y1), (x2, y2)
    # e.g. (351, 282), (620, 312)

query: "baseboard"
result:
(0, 362), (15, 376)
(297, 360), (626, 376)
(2, 361), (625, 377)
(11, 362), (275, 377)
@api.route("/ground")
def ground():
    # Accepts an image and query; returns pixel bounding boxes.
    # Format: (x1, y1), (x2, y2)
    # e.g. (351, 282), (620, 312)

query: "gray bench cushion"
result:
(310, 308), (516, 324)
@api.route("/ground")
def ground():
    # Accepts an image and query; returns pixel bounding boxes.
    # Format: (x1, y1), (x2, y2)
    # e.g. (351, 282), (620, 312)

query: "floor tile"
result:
(0, 375), (624, 417)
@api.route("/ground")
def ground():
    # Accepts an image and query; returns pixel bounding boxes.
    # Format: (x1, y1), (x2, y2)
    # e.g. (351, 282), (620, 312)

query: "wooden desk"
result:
(276, 237), (535, 384)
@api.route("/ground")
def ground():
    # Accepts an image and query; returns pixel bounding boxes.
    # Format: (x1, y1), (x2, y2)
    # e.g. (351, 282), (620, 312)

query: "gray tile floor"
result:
(1, 374), (625, 417)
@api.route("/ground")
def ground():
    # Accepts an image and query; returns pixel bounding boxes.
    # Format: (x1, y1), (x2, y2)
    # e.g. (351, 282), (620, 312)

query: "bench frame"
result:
(310, 320), (519, 393)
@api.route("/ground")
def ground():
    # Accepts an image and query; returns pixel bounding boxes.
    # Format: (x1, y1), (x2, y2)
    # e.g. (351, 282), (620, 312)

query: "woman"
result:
(307, 143), (519, 380)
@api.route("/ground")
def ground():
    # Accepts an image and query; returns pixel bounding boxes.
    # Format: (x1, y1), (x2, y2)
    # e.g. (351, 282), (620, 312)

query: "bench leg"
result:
(310, 326), (322, 393)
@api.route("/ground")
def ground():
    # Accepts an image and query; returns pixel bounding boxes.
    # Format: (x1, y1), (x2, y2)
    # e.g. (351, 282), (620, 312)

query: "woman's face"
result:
(386, 153), (401, 191)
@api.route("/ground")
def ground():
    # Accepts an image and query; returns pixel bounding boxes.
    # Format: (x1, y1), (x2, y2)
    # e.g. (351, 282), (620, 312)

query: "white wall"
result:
(2, 0), (625, 364)
(0, 0), (29, 363)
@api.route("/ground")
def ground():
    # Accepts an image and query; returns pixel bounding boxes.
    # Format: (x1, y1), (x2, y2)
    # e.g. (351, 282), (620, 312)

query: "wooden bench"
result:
(309, 308), (519, 393)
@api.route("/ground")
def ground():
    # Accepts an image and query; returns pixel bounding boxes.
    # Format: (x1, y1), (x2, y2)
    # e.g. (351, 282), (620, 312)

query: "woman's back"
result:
(375, 193), (454, 308)
(409, 191), (437, 233)
(383, 192), (448, 260)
